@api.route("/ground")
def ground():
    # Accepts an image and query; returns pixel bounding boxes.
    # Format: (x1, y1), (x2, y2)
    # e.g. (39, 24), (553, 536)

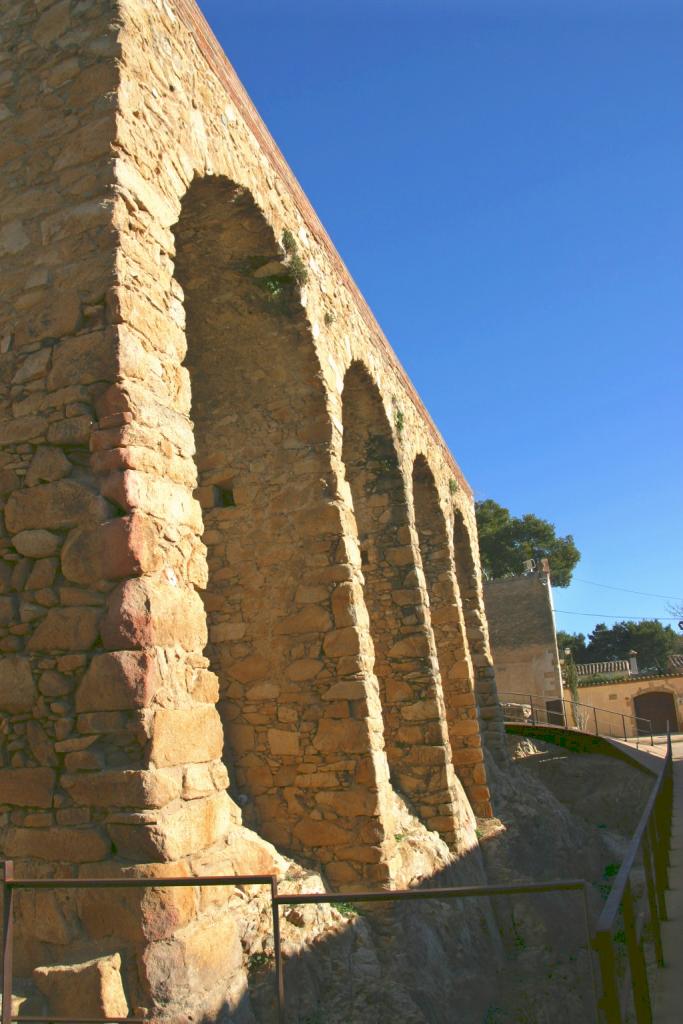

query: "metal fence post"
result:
(622, 880), (652, 1024)
(622, 714), (627, 741)
(594, 928), (622, 1024)
(2, 861), (14, 1024)
(270, 875), (285, 1024)
(594, 706), (599, 736)
(648, 817), (668, 922)
(580, 883), (601, 1024)
(642, 834), (664, 966)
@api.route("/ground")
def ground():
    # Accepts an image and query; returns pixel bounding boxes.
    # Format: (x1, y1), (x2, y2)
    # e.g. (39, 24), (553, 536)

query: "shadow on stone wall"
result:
(9, 736), (652, 1023)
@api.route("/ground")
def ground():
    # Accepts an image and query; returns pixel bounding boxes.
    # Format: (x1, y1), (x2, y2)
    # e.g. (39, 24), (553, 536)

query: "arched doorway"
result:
(634, 691), (678, 735)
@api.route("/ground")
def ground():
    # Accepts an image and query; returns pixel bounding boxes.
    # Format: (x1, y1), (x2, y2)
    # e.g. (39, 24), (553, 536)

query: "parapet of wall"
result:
(0, 0), (505, 1015)
(484, 572), (563, 707)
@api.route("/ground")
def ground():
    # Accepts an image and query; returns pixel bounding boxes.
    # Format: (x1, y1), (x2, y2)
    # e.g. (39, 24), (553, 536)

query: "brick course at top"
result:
(0, 0), (505, 1016)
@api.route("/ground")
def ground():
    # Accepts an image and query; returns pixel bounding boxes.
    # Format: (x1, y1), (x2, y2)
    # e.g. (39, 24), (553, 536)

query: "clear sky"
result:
(197, 0), (683, 638)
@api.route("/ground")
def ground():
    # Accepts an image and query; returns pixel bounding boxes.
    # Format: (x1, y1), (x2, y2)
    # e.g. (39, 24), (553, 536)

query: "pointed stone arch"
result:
(412, 455), (491, 816)
(340, 361), (467, 843)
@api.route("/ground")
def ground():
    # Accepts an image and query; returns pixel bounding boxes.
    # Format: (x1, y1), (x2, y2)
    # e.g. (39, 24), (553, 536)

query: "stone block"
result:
(267, 728), (300, 756)
(5, 826), (109, 862)
(25, 721), (58, 766)
(1, 767), (55, 807)
(388, 633), (432, 659)
(142, 914), (243, 1006)
(76, 649), (165, 711)
(0, 415), (44, 445)
(286, 658), (323, 682)
(323, 626), (362, 658)
(63, 768), (181, 808)
(33, 953), (128, 1018)
(12, 347), (50, 385)
(229, 653), (268, 684)
(5, 480), (108, 533)
(275, 605), (332, 635)
(292, 817), (350, 847)
(47, 330), (116, 390)
(331, 580), (366, 627)
(47, 414), (92, 446)
(107, 792), (232, 861)
(11, 529), (60, 558)
(315, 787), (379, 817)
(101, 577), (207, 651)
(27, 606), (100, 652)
(149, 706), (223, 767)
(0, 655), (36, 712)
(61, 513), (162, 585)
(101, 469), (201, 530)
(313, 718), (371, 754)
(25, 446), (71, 486)
(76, 861), (195, 943)
(0, 594), (17, 626)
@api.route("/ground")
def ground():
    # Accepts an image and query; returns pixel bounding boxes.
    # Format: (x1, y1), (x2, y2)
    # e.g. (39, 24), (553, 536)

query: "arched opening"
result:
(452, 506), (505, 749)
(341, 363), (461, 842)
(412, 457), (491, 816)
(634, 691), (678, 736)
(173, 179), (384, 876)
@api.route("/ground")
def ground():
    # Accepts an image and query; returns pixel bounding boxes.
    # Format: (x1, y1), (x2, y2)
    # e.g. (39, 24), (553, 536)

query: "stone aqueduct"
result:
(0, 0), (506, 1011)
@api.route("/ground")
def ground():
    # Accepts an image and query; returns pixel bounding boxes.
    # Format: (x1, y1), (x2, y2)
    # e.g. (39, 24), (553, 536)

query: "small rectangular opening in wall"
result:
(196, 484), (236, 509)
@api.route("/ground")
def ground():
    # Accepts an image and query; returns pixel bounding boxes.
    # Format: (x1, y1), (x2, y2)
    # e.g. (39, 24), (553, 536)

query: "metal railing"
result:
(1, 866), (598, 1024)
(498, 689), (654, 746)
(1, 869), (279, 1024)
(593, 730), (673, 1023)
(0, 732), (675, 1024)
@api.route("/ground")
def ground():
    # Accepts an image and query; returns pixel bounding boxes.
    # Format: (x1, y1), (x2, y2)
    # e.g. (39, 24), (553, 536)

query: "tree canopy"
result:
(475, 498), (580, 588)
(558, 620), (678, 672)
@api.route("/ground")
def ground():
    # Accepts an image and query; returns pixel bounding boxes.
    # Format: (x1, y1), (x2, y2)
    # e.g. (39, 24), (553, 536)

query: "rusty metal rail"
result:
(592, 730), (673, 1023)
(1, 869), (278, 1024)
(2, 864), (600, 1024)
(1, 729), (674, 1024)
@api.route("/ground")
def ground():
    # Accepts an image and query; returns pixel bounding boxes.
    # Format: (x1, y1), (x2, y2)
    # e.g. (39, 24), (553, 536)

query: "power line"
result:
(573, 578), (682, 602)
(555, 609), (681, 622)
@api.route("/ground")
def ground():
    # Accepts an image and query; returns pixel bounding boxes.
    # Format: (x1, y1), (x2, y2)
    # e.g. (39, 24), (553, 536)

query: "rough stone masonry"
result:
(0, 0), (506, 1016)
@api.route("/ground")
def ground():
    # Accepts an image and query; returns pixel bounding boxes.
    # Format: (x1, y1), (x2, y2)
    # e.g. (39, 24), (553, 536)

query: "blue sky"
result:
(197, 0), (682, 637)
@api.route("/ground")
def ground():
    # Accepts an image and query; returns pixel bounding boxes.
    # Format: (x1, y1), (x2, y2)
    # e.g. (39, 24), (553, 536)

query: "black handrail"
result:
(498, 689), (654, 747)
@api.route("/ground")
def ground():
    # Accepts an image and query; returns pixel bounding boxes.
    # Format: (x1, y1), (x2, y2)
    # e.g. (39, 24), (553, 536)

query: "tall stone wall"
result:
(0, 0), (505, 1015)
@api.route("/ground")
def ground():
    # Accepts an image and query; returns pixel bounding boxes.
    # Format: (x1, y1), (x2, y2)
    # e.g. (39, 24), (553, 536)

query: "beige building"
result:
(576, 672), (683, 738)
(484, 565), (564, 717)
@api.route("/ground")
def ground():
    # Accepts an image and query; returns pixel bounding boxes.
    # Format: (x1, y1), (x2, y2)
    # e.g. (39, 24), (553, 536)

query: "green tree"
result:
(475, 499), (580, 588)
(556, 630), (586, 662)
(582, 620), (678, 671)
